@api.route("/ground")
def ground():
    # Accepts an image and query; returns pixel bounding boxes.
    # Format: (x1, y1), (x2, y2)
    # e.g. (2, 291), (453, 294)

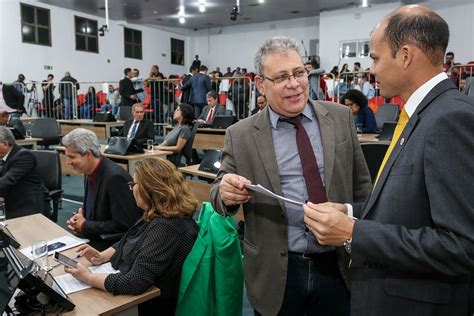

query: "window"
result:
(170, 38), (185, 66)
(124, 28), (142, 59)
(75, 16), (98, 53)
(340, 40), (370, 59)
(20, 3), (51, 46)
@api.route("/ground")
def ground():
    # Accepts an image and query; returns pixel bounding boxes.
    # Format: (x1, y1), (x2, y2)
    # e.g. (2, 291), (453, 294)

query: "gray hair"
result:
(62, 128), (101, 157)
(206, 90), (217, 99)
(254, 36), (301, 75)
(0, 127), (15, 146)
(132, 102), (144, 112)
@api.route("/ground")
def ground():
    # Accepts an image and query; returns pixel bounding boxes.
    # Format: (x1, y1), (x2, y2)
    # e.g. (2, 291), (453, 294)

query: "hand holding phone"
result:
(54, 252), (78, 269)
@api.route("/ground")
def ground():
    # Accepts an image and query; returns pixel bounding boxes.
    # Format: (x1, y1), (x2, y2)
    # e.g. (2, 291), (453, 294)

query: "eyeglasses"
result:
(263, 69), (307, 84)
(128, 181), (137, 191)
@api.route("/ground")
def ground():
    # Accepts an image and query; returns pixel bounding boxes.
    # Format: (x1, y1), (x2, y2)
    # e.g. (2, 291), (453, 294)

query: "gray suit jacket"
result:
(211, 100), (371, 315)
(198, 104), (226, 123)
(351, 79), (474, 316)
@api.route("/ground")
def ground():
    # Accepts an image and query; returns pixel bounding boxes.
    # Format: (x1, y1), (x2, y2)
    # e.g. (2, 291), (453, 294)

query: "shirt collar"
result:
(268, 102), (313, 129)
(403, 72), (447, 118)
(87, 156), (104, 184)
(2, 147), (13, 162)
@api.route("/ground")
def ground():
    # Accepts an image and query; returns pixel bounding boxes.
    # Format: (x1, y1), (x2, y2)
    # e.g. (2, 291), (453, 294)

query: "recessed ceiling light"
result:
(153, 10), (158, 14)
(179, 17), (185, 24)
(258, 0), (264, 3)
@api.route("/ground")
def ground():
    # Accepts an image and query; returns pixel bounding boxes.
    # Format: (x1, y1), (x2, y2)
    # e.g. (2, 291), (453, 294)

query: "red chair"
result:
(390, 96), (405, 111)
(369, 96), (385, 113)
(95, 91), (107, 112)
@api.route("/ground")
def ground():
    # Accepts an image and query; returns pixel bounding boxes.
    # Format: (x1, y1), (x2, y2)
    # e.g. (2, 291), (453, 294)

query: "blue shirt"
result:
(268, 103), (333, 253)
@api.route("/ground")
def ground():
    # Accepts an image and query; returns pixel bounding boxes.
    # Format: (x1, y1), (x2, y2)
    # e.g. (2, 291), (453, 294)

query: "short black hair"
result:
(189, 66), (198, 72)
(178, 103), (195, 125)
(124, 68), (132, 75)
(199, 65), (208, 72)
(206, 90), (217, 99)
(384, 10), (449, 65)
(344, 89), (368, 109)
(446, 51), (454, 58)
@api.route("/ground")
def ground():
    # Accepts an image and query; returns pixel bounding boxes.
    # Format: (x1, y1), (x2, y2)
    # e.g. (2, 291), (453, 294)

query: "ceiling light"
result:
(258, 0), (264, 3)
(361, 0), (368, 8)
(199, 5), (206, 12)
(179, 17), (185, 24)
(198, 0), (206, 4)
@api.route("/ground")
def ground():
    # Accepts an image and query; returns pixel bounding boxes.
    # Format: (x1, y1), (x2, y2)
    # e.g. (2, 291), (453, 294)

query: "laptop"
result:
(377, 122), (397, 141)
(210, 115), (235, 129)
(198, 150), (222, 174)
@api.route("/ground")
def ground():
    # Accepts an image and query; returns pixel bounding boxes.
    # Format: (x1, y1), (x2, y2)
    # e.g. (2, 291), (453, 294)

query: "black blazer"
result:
(2, 84), (25, 112)
(351, 79), (474, 315)
(121, 119), (154, 147)
(0, 144), (48, 218)
(119, 77), (136, 107)
(82, 158), (141, 250)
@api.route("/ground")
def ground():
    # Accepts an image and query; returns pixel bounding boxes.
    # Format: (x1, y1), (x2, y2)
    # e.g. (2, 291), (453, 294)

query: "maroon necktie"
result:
(284, 115), (327, 203)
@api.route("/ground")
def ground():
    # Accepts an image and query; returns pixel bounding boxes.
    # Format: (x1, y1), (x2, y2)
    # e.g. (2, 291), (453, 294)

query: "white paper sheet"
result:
(244, 183), (304, 206)
(20, 235), (89, 259)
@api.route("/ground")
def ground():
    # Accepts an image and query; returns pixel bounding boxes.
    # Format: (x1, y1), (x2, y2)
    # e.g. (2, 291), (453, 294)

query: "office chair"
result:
(375, 103), (399, 130)
(116, 106), (133, 121)
(31, 150), (63, 222)
(360, 143), (390, 183)
(181, 120), (200, 165)
(31, 118), (60, 149)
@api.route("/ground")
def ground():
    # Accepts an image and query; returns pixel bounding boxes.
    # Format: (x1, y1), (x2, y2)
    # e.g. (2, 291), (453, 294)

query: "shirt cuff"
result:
(345, 203), (354, 218)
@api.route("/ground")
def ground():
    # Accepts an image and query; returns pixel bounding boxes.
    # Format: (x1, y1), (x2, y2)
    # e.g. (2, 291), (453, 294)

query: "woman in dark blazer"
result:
(65, 157), (199, 315)
(343, 89), (378, 133)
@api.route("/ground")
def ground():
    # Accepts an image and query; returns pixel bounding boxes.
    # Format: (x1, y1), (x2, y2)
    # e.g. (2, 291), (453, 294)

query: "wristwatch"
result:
(344, 237), (352, 254)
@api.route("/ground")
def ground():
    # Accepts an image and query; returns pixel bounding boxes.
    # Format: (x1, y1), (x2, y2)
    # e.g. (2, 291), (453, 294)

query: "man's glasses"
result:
(263, 69), (307, 84)
(128, 181), (137, 191)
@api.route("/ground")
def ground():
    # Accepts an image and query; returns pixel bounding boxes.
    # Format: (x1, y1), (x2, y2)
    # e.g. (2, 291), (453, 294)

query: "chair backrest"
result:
(375, 103), (399, 130)
(31, 118), (60, 147)
(360, 143), (390, 182)
(117, 106), (133, 121)
(182, 121), (200, 165)
(30, 150), (62, 192)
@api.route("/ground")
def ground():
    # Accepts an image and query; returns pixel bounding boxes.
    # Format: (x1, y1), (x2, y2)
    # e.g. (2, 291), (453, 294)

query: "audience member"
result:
(180, 66), (197, 104)
(359, 73), (375, 100)
(122, 103), (154, 147)
(0, 110), (25, 137)
(191, 54), (201, 69)
(303, 6), (474, 315)
(229, 76), (250, 119)
(59, 71), (80, 119)
(211, 36), (371, 316)
(340, 63), (350, 73)
(63, 128), (141, 251)
(198, 90), (226, 125)
(1, 82), (25, 117)
(145, 65), (165, 122)
(353, 62), (361, 72)
(119, 68), (136, 108)
(131, 68), (146, 102)
(101, 85), (120, 115)
(65, 157), (199, 316)
(223, 67), (233, 77)
(0, 127), (49, 219)
(156, 103), (194, 165)
(41, 74), (55, 117)
(80, 86), (96, 119)
(251, 94), (267, 115)
(304, 61), (319, 100)
(343, 89), (377, 133)
(181, 65), (212, 117)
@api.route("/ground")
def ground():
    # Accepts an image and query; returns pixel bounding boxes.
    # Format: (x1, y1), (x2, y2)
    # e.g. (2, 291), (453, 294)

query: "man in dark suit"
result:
(119, 68), (137, 108)
(2, 83), (25, 116)
(0, 110), (25, 137)
(304, 6), (474, 316)
(180, 66), (197, 105)
(181, 65), (212, 117)
(63, 128), (141, 251)
(0, 127), (49, 219)
(211, 37), (371, 315)
(59, 71), (80, 119)
(121, 103), (154, 147)
(197, 90), (226, 125)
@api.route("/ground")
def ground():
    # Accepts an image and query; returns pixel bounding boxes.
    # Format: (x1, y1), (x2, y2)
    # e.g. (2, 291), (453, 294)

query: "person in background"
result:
(59, 71), (80, 119)
(0, 127), (50, 219)
(251, 94), (267, 115)
(41, 74), (55, 117)
(100, 85), (121, 116)
(191, 54), (201, 69)
(122, 103), (154, 147)
(156, 103), (194, 165)
(63, 128), (141, 251)
(119, 68), (136, 108)
(181, 65), (212, 118)
(80, 86), (96, 119)
(131, 68), (146, 102)
(180, 66), (197, 105)
(197, 90), (226, 125)
(359, 73), (376, 100)
(64, 157), (199, 316)
(0, 110), (25, 137)
(343, 89), (378, 133)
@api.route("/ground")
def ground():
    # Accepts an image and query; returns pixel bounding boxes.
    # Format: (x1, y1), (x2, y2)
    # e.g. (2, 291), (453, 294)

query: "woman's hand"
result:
(65, 263), (92, 284)
(76, 245), (107, 266)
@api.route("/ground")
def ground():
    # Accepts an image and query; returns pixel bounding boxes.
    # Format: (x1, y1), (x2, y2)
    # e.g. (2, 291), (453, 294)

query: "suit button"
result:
(280, 250), (287, 256)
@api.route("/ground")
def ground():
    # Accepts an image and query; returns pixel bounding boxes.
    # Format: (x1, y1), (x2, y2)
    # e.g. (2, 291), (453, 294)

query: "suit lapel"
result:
(362, 79), (456, 218)
(89, 159), (106, 219)
(310, 100), (334, 194)
(252, 109), (285, 208)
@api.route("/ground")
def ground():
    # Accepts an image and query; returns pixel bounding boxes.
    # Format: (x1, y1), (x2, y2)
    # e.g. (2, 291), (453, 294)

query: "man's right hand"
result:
(219, 173), (252, 206)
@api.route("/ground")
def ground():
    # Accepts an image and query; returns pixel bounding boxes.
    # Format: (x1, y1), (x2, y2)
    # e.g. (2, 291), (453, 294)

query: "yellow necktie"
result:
(374, 109), (409, 186)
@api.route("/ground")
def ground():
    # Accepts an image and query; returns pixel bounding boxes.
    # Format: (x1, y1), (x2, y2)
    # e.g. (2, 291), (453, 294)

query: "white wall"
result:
(0, 0), (189, 84)
(319, 2), (400, 71)
(188, 17), (319, 72)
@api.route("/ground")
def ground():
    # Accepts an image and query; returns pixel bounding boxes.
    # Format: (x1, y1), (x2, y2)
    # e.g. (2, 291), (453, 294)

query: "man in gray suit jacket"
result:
(198, 90), (227, 125)
(304, 6), (474, 316)
(211, 37), (371, 315)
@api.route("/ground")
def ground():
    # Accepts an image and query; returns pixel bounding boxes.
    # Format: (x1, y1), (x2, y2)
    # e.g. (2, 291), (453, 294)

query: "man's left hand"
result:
(67, 208), (85, 233)
(303, 202), (355, 246)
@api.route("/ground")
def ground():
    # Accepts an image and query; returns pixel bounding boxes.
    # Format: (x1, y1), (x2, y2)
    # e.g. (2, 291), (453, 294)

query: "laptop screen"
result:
(198, 150), (222, 174)
(210, 116), (234, 129)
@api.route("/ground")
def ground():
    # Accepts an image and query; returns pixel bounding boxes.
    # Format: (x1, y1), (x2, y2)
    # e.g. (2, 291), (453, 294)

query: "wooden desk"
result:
(56, 145), (172, 176)
(17, 137), (42, 150)
(164, 125), (226, 150)
(358, 133), (390, 144)
(57, 120), (125, 141)
(179, 165), (244, 221)
(6, 214), (160, 316)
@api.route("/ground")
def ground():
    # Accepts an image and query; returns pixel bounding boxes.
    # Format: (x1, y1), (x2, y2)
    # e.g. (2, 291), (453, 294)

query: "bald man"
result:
(304, 5), (474, 315)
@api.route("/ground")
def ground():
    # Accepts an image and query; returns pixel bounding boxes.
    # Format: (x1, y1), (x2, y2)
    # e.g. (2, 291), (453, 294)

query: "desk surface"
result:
(17, 137), (42, 144)
(57, 119), (125, 127)
(164, 125), (227, 134)
(56, 145), (172, 161)
(358, 133), (390, 143)
(178, 164), (217, 180)
(6, 214), (160, 316)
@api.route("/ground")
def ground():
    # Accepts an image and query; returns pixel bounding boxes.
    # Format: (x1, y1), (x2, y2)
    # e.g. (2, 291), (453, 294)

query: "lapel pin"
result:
(400, 137), (405, 146)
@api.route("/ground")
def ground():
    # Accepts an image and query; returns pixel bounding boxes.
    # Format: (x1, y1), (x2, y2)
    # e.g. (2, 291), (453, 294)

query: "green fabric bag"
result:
(176, 202), (243, 316)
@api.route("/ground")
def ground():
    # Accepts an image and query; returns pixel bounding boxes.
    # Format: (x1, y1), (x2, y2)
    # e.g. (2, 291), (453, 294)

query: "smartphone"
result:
(47, 242), (66, 252)
(54, 252), (78, 268)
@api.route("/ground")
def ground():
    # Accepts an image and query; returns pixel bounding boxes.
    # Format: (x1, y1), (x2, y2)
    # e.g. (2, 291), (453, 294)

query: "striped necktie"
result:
(129, 121), (138, 138)
(374, 109), (409, 185)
